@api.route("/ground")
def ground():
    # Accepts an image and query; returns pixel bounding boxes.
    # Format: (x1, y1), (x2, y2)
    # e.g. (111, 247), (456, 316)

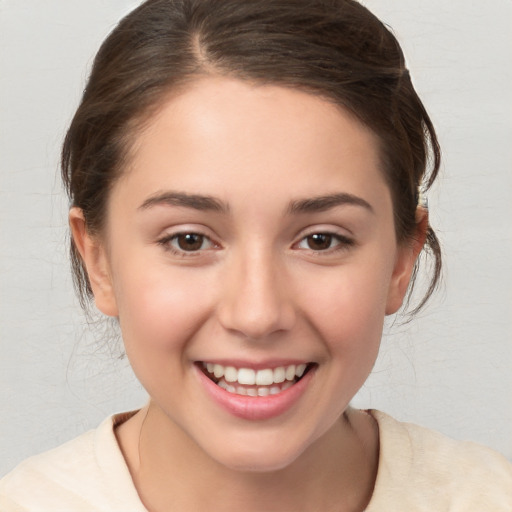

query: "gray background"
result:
(1, 0), (511, 476)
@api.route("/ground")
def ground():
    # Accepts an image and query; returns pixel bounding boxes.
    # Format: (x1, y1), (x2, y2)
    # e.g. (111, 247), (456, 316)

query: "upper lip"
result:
(195, 359), (313, 370)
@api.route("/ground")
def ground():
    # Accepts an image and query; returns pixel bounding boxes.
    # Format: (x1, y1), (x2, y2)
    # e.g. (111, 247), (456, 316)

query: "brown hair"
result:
(62, 0), (441, 313)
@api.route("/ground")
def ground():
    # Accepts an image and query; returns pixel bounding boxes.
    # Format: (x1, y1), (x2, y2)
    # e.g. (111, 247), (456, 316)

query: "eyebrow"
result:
(139, 191), (229, 213)
(287, 193), (374, 215)
(138, 190), (373, 216)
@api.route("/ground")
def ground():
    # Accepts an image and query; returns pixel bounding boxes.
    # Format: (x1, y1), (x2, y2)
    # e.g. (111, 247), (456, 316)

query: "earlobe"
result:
(385, 207), (429, 315)
(69, 208), (119, 317)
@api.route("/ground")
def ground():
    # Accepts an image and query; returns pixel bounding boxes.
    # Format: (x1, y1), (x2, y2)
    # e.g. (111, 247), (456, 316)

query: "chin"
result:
(205, 435), (307, 474)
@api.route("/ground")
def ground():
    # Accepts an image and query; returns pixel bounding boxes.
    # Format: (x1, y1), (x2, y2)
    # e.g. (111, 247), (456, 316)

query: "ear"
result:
(385, 207), (429, 315)
(69, 207), (119, 317)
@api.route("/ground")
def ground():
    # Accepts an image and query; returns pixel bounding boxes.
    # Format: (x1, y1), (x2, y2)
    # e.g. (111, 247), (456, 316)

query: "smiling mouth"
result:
(198, 362), (315, 397)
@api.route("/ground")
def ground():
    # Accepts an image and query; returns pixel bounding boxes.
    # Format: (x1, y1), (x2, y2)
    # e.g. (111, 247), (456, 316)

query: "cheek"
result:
(296, 262), (391, 355)
(112, 263), (216, 354)
(111, 265), (220, 402)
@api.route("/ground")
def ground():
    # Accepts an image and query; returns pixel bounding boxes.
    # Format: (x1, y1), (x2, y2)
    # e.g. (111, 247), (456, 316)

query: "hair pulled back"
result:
(62, 0), (441, 313)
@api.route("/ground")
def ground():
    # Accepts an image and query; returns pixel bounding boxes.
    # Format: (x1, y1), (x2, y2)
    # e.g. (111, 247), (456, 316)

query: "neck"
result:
(116, 403), (379, 512)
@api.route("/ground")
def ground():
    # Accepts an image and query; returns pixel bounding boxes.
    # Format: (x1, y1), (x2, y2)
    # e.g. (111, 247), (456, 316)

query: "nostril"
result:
(216, 264), (296, 339)
(217, 300), (296, 340)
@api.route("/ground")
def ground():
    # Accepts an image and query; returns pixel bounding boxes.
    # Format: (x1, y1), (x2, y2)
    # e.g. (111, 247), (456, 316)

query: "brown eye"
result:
(306, 233), (333, 251)
(159, 231), (217, 255)
(175, 233), (205, 251)
(296, 232), (354, 253)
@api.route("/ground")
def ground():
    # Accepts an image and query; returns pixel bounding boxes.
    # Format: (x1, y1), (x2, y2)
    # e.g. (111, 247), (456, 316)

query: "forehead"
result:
(116, 77), (390, 213)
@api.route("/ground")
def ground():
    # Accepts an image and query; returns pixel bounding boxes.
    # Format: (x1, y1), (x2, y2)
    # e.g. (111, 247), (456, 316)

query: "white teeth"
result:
(256, 369), (274, 386)
(236, 386), (247, 396)
(215, 376), (300, 397)
(213, 364), (224, 379)
(273, 367), (286, 383)
(295, 364), (307, 378)
(203, 362), (309, 387)
(224, 366), (238, 383)
(285, 365), (296, 381)
(237, 368), (256, 385)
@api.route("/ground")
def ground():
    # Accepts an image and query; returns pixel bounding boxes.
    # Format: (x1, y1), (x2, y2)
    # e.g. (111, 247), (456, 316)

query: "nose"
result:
(217, 250), (296, 340)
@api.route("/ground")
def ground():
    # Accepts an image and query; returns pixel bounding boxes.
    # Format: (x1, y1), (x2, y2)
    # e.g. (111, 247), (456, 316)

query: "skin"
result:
(70, 77), (426, 511)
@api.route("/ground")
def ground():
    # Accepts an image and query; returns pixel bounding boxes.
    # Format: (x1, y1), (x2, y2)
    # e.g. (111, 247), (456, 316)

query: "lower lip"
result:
(195, 365), (315, 421)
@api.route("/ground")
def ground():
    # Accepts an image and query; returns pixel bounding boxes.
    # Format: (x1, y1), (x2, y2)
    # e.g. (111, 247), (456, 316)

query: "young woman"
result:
(1, 0), (511, 510)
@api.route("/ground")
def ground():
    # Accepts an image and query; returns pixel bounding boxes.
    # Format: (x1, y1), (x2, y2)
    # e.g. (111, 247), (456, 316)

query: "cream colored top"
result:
(1, 410), (511, 511)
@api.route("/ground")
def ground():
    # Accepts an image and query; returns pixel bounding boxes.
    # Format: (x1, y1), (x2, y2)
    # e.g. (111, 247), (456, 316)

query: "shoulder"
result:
(0, 413), (146, 512)
(367, 410), (512, 511)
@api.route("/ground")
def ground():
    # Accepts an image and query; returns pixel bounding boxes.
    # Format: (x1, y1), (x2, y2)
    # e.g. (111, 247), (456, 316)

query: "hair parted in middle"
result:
(62, 0), (441, 312)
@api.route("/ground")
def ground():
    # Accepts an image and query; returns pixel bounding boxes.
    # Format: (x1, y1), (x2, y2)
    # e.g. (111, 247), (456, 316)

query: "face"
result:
(73, 77), (419, 472)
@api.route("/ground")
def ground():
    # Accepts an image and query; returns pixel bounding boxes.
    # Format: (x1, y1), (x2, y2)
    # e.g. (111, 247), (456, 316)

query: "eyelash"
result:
(157, 232), (217, 257)
(294, 232), (355, 253)
(157, 230), (354, 257)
